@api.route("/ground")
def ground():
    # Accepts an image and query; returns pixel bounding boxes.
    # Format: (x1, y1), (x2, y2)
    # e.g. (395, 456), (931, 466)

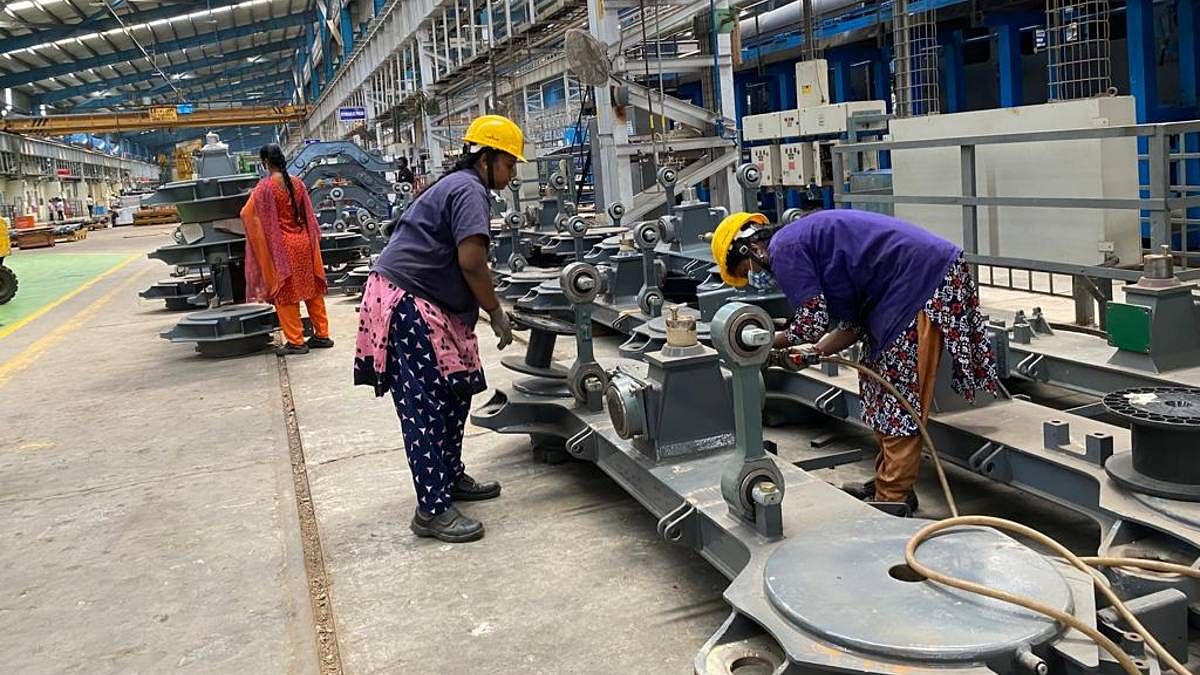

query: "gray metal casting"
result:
(159, 303), (278, 358)
(287, 141), (395, 175)
(303, 162), (393, 194)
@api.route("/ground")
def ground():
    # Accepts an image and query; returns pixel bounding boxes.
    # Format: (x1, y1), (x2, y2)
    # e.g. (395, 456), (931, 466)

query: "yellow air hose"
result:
(811, 354), (1199, 675)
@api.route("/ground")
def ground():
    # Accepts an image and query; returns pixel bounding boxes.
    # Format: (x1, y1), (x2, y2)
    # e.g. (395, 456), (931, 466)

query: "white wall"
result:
(888, 97), (1140, 266)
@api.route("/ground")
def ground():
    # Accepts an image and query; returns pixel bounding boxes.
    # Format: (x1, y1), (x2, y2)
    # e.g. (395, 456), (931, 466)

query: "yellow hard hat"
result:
(711, 211), (769, 287)
(463, 114), (527, 162)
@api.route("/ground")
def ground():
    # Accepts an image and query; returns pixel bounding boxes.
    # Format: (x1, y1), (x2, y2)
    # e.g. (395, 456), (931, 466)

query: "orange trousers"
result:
(276, 296), (330, 346)
(873, 312), (943, 503)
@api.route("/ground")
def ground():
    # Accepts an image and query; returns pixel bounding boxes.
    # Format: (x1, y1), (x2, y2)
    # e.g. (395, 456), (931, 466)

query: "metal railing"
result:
(831, 119), (1200, 326)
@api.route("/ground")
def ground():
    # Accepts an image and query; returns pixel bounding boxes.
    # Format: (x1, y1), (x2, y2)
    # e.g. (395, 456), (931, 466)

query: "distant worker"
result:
(711, 209), (1000, 515)
(353, 114), (522, 543)
(85, 194), (95, 218)
(395, 156), (415, 187)
(240, 144), (334, 356)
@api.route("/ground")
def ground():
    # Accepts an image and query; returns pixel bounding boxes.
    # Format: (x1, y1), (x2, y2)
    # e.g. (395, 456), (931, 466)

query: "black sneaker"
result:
(306, 336), (335, 349)
(410, 505), (484, 543)
(450, 473), (501, 501)
(276, 342), (309, 356)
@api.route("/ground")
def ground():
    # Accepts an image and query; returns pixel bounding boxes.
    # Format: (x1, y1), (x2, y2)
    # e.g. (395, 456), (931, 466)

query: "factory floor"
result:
(0, 227), (1104, 674)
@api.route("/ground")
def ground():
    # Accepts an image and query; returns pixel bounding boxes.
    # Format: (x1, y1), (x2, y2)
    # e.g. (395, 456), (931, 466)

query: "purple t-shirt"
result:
(768, 209), (961, 357)
(374, 168), (491, 326)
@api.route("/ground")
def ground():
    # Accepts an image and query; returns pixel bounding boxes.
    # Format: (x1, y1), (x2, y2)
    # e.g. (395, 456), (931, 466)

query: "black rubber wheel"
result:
(0, 265), (17, 305)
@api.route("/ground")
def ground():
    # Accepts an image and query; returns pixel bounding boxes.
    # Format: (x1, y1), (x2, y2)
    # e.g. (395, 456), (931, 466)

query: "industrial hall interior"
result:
(7, 0), (1200, 672)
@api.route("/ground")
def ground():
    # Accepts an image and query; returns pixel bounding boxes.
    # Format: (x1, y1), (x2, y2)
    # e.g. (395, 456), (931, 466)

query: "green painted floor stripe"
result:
(0, 252), (131, 330)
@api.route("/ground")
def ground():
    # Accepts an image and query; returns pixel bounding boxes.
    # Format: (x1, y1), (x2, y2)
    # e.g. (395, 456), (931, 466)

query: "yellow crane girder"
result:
(1, 105), (308, 136)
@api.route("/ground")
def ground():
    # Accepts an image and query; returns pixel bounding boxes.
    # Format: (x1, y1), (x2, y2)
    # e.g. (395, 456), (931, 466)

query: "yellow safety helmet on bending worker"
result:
(463, 114), (527, 162)
(710, 211), (770, 288)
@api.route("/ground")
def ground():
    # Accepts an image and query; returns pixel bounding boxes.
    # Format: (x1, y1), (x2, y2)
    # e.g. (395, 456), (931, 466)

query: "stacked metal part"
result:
(139, 133), (258, 313)
(141, 132), (279, 357)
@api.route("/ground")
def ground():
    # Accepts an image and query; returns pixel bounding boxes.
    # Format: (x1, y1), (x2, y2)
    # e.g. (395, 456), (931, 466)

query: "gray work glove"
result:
(487, 306), (514, 350)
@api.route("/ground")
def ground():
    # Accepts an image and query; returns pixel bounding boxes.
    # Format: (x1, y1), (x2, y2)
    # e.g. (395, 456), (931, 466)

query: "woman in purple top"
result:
(352, 114), (524, 543)
(712, 209), (999, 514)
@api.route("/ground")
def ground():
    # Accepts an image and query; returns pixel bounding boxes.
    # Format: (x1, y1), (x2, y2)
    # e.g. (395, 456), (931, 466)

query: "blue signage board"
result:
(338, 106), (367, 122)
(176, 103), (195, 114)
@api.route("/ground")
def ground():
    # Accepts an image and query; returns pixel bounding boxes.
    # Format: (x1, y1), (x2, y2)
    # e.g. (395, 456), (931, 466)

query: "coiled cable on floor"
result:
(811, 353), (1198, 674)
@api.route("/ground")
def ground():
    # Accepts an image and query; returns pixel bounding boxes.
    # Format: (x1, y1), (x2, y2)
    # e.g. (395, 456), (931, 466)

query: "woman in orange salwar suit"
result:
(241, 144), (333, 355)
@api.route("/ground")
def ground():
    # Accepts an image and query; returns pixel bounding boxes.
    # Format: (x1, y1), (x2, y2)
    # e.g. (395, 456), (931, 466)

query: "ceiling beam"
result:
(40, 38), (298, 104)
(0, 0), (247, 55)
(0, 12), (314, 90)
(1, 104), (309, 135)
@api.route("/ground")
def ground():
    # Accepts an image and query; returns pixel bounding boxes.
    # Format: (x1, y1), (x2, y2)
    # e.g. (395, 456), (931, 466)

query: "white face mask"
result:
(748, 269), (776, 291)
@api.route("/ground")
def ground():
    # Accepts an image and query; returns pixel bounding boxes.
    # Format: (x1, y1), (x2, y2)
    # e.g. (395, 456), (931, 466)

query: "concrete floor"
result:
(0, 227), (1117, 674)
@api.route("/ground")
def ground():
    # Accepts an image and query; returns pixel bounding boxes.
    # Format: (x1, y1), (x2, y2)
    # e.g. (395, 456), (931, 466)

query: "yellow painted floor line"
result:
(0, 263), (144, 392)
(0, 253), (138, 341)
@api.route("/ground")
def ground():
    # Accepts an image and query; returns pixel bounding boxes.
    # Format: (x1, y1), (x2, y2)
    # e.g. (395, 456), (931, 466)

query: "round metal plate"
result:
(763, 518), (1071, 662)
(500, 355), (569, 379)
(513, 377), (572, 397)
(1105, 452), (1200, 501)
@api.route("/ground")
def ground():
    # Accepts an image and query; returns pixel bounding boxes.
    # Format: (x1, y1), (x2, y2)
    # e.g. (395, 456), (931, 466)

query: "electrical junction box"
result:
(751, 144), (782, 186)
(1106, 302), (1152, 354)
(780, 142), (815, 186)
(797, 101), (888, 136)
(743, 112), (782, 141)
(795, 59), (830, 109)
(779, 109), (800, 138)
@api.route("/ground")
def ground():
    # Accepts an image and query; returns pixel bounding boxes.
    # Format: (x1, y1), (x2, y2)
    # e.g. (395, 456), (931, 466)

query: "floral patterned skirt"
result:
(782, 254), (1000, 436)
(859, 255), (1000, 436)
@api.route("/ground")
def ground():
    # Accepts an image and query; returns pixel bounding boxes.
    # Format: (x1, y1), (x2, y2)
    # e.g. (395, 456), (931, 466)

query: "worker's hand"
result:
(488, 306), (514, 350)
(768, 344), (821, 371)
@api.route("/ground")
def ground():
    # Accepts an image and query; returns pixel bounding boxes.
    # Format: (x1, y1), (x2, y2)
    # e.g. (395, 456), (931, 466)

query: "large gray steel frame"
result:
(473, 294), (1162, 673)
(476, 389), (1120, 673)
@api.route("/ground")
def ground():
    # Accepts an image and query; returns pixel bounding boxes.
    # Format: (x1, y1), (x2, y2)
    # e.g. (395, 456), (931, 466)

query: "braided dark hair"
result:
(259, 143), (302, 221)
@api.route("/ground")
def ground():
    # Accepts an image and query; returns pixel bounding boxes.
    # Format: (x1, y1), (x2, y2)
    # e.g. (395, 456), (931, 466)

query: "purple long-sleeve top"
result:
(768, 209), (961, 358)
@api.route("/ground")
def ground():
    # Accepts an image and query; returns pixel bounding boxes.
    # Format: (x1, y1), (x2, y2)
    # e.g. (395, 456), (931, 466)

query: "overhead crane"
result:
(1, 105), (308, 136)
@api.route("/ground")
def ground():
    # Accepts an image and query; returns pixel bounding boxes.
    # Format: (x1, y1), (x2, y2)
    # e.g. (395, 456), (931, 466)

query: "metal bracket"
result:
(1016, 353), (1045, 379)
(566, 427), (598, 462)
(814, 387), (848, 418)
(657, 500), (699, 547)
(968, 441), (1012, 481)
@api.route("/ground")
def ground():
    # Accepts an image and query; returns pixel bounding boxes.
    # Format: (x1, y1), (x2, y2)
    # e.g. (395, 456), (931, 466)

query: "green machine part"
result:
(1106, 302), (1153, 354)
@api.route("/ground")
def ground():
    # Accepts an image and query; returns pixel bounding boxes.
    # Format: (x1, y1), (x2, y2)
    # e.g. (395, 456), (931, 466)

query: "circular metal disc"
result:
(501, 355), (569, 379)
(513, 377), (572, 398)
(1105, 453), (1200, 501)
(763, 518), (1071, 662)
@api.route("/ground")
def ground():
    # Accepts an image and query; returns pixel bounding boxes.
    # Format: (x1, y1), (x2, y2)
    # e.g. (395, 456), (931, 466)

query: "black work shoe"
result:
(450, 473), (501, 501)
(410, 505), (484, 543)
(276, 342), (309, 356)
(841, 479), (876, 500)
(306, 336), (335, 349)
(842, 479), (918, 514)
